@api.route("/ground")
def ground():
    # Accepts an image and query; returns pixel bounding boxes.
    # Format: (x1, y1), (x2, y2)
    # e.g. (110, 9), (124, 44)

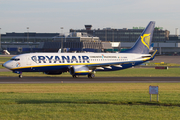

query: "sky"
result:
(0, 0), (180, 34)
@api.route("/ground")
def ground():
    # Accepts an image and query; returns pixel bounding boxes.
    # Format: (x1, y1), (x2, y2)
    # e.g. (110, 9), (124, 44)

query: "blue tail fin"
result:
(121, 21), (155, 54)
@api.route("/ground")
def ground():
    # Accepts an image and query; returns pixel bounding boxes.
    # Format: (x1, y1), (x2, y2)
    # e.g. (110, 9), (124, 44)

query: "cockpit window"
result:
(10, 58), (20, 61)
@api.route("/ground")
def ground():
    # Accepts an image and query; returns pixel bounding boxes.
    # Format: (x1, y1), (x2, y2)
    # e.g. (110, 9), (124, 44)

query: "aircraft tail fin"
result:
(121, 21), (155, 54)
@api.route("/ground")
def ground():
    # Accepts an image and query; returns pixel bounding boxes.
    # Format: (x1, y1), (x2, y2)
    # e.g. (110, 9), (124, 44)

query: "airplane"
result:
(2, 21), (157, 78)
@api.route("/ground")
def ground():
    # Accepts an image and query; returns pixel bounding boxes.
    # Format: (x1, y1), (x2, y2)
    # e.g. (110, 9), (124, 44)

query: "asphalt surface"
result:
(152, 56), (180, 64)
(0, 77), (180, 84)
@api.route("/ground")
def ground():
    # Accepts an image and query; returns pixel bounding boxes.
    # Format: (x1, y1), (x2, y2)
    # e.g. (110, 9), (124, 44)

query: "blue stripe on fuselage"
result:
(12, 65), (69, 72)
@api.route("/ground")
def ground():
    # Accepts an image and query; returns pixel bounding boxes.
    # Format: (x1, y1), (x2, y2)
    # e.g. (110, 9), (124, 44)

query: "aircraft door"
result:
(26, 56), (31, 65)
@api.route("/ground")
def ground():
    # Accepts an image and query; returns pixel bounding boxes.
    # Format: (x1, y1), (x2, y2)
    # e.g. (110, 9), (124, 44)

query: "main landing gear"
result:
(72, 75), (78, 78)
(72, 73), (95, 78)
(88, 73), (95, 78)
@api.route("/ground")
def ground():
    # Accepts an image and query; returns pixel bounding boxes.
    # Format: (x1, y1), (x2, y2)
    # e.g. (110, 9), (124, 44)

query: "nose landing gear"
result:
(19, 74), (23, 78)
(13, 71), (23, 78)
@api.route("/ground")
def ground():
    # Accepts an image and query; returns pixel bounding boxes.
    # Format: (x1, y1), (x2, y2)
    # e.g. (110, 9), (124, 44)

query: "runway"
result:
(0, 77), (180, 84)
(152, 56), (180, 64)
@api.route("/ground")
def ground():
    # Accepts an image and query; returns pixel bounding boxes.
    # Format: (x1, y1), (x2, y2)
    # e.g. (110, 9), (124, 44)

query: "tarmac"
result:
(152, 55), (180, 64)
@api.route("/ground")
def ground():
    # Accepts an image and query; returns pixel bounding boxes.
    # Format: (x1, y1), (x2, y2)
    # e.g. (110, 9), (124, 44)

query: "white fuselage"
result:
(3, 52), (150, 72)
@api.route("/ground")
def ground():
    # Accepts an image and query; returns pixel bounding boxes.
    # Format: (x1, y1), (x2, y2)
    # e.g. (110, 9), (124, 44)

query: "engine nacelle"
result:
(44, 71), (62, 75)
(69, 65), (90, 75)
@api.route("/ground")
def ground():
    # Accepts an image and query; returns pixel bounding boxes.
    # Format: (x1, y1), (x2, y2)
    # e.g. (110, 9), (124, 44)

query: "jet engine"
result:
(44, 71), (62, 75)
(69, 65), (90, 76)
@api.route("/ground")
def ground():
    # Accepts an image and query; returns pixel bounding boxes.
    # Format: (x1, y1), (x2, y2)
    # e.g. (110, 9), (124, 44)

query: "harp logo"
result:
(141, 33), (151, 49)
(102, 54), (104, 59)
(16, 62), (21, 67)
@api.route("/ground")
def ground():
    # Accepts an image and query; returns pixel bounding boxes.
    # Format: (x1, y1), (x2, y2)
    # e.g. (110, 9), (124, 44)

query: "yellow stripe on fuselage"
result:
(75, 71), (90, 73)
(143, 57), (151, 61)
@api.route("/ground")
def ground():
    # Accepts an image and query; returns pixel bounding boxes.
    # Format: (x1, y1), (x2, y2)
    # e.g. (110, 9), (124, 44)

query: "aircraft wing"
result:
(87, 62), (124, 70)
(87, 50), (158, 71)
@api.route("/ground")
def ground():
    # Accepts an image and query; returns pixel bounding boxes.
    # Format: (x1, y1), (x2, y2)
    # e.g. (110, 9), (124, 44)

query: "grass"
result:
(0, 83), (180, 119)
(0, 56), (11, 69)
(0, 56), (11, 62)
(145, 62), (180, 66)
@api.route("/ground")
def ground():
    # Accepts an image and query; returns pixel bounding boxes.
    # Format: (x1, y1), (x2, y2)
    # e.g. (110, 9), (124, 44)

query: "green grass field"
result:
(0, 56), (11, 62)
(0, 56), (11, 69)
(0, 83), (180, 119)
(1, 56), (180, 119)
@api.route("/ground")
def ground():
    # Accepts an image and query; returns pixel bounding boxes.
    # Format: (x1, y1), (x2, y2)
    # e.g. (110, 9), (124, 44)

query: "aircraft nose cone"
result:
(2, 62), (7, 68)
(2, 62), (12, 69)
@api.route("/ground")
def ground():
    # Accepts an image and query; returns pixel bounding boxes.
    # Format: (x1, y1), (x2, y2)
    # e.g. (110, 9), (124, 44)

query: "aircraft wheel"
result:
(88, 74), (90, 78)
(88, 73), (95, 78)
(19, 74), (22, 78)
(91, 73), (95, 78)
(72, 75), (77, 78)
